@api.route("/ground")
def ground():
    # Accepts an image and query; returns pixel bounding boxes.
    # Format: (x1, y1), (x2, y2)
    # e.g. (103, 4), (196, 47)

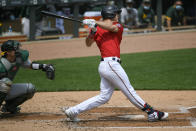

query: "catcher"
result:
(0, 40), (55, 114)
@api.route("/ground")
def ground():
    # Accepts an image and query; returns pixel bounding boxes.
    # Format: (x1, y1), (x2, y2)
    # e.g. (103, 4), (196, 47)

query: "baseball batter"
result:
(0, 40), (55, 114)
(63, 5), (168, 122)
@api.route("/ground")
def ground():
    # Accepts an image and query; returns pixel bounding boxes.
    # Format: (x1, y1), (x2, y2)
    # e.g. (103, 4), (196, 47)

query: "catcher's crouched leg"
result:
(2, 83), (36, 114)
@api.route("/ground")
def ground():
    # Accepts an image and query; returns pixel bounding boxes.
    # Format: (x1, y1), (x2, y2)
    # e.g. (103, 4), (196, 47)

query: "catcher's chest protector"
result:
(0, 50), (29, 80)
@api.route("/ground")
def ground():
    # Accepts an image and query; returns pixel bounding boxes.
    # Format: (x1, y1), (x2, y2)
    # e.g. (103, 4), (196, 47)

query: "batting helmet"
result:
(101, 5), (122, 19)
(1, 40), (21, 52)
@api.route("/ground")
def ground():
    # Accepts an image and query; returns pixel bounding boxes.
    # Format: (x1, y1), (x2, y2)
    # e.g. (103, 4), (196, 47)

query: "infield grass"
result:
(14, 48), (196, 91)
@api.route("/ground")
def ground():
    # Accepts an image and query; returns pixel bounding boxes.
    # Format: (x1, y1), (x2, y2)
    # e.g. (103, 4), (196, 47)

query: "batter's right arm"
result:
(85, 30), (95, 47)
(96, 21), (118, 32)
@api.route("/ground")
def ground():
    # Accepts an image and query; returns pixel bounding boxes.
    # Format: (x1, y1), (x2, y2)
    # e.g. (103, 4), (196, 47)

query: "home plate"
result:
(117, 115), (145, 120)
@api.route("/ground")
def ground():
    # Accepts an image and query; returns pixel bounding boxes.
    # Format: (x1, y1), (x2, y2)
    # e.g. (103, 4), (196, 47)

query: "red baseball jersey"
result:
(93, 22), (123, 58)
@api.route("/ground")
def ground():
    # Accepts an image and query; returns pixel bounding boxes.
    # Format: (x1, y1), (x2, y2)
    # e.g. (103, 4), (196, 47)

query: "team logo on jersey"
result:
(116, 24), (121, 28)
(12, 66), (18, 71)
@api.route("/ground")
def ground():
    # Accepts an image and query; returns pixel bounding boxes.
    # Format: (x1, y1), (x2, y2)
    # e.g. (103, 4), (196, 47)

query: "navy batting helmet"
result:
(1, 40), (21, 52)
(101, 5), (122, 19)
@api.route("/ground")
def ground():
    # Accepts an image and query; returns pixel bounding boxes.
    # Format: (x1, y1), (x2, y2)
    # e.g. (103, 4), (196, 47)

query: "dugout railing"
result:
(0, 25), (196, 44)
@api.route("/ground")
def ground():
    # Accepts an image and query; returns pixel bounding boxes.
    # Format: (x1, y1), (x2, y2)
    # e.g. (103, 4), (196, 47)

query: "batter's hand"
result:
(82, 19), (96, 28)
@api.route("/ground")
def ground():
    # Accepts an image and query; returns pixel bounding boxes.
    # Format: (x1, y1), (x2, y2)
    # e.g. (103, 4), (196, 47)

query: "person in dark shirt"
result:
(165, 0), (186, 31)
(138, 0), (155, 28)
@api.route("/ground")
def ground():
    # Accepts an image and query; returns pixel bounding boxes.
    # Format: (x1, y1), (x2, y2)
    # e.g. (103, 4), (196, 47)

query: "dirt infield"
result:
(1, 91), (196, 131)
(0, 30), (196, 131)
(22, 30), (196, 61)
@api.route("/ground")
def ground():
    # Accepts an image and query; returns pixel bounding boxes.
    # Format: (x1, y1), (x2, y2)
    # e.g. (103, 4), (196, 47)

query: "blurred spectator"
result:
(120, 0), (138, 29)
(20, 7), (30, 38)
(0, 10), (16, 21)
(165, 0), (186, 31)
(138, 0), (155, 28)
(7, 11), (16, 21)
(21, 17), (30, 37)
(20, 6), (46, 38)
(106, 0), (115, 6)
(56, 7), (71, 35)
(106, 0), (123, 8)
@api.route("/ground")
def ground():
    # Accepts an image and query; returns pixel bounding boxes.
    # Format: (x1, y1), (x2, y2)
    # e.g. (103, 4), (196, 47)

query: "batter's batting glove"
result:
(82, 19), (97, 28)
(42, 64), (55, 80)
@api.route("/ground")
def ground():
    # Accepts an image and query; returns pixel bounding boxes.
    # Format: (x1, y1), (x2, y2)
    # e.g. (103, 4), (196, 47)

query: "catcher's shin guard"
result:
(1, 105), (21, 114)
(0, 91), (7, 107)
(3, 83), (35, 113)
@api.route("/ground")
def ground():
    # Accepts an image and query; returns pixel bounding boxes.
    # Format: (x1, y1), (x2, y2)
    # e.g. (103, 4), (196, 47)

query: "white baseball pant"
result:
(70, 57), (146, 115)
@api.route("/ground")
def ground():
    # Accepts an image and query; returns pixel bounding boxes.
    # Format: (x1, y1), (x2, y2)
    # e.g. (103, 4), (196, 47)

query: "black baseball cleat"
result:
(148, 110), (169, 122)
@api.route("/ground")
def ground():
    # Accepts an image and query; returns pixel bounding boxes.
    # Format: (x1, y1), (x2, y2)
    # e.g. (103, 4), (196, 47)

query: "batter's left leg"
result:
(107, 61), (168, 121)
(107, 61), (146, 109)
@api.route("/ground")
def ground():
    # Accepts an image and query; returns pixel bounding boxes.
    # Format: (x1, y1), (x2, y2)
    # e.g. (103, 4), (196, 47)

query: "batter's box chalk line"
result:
(64, 106), (196, 129)
(117, 114), (145, 119)
(187, 106), (196, 127)
(190, 118), (196, 127)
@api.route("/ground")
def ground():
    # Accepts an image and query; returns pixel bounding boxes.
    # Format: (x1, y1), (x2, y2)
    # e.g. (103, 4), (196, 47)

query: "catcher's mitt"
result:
(43, 64), (55, 80)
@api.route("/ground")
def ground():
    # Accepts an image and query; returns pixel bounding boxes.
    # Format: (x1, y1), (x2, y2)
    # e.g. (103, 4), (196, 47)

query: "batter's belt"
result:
(101, 57), (121, 64)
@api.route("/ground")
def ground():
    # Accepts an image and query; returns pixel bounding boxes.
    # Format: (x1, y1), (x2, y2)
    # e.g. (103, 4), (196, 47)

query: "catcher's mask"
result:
(1, 40), (21, 56)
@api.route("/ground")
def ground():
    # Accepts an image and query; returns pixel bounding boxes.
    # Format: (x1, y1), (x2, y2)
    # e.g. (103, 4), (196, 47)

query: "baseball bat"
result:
(41, 10), (132, 29)
(41, 10), (82, 23)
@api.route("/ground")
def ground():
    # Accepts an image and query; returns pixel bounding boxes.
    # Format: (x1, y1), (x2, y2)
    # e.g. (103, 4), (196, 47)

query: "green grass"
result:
(13, 48), (196, 91)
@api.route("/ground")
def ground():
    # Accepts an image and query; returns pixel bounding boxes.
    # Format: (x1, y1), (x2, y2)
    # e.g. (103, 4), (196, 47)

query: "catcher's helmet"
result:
(101, 5), (122, 19)
(1, 40), (21, 52)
